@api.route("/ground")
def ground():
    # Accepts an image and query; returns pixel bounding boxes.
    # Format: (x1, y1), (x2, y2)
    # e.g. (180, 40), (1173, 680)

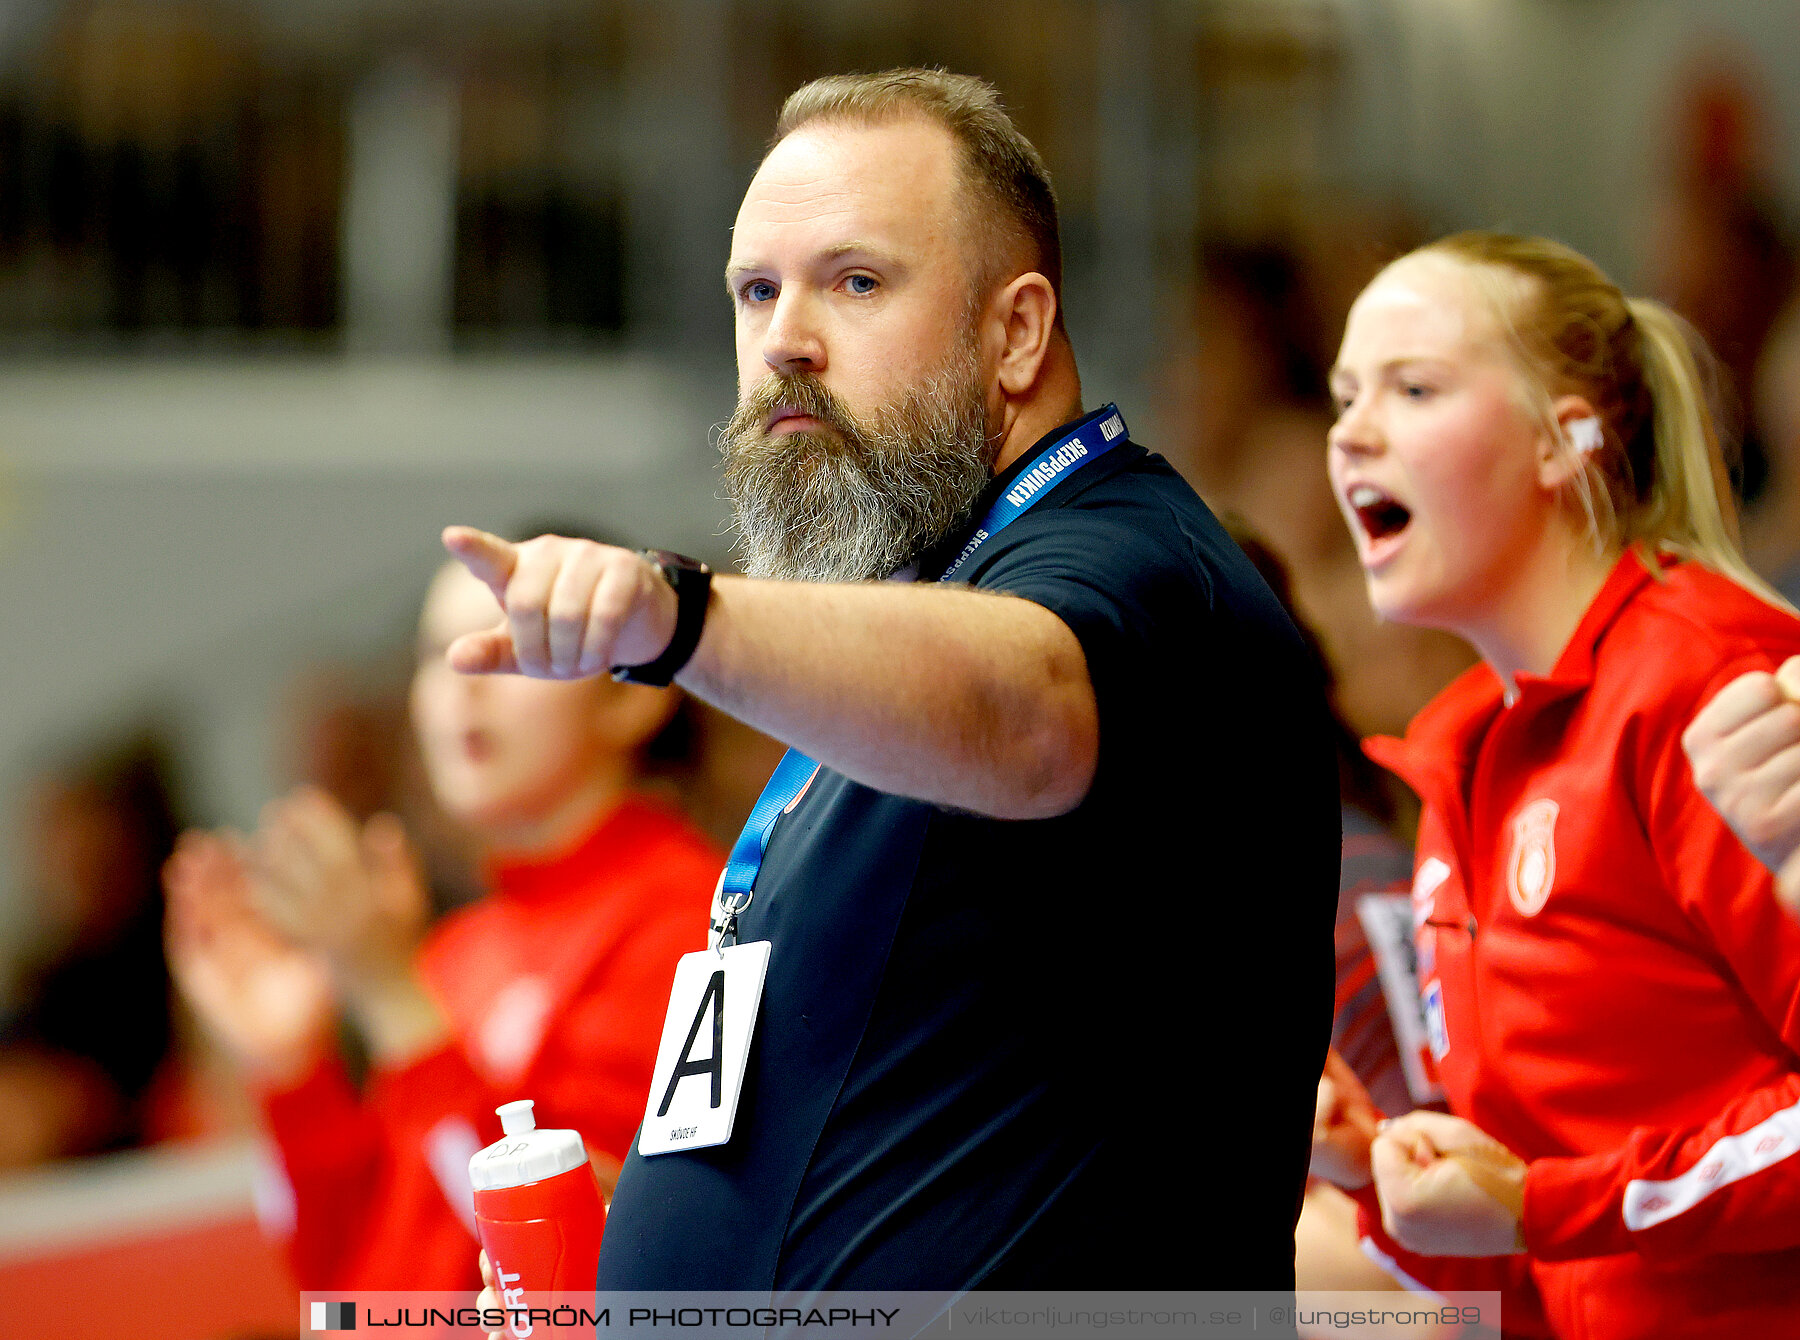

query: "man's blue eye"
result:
(745, 280), (776, 303)
(845, 274), (878, 295)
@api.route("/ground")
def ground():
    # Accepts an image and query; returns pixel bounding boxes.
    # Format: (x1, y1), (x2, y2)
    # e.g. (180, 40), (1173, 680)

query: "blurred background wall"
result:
(1, 0), (1798, 992)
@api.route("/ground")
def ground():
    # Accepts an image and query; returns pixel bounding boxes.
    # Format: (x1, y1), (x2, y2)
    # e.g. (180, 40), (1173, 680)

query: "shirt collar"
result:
(1365, 547), (1670, 786)
(1516, 545), (1668, 701)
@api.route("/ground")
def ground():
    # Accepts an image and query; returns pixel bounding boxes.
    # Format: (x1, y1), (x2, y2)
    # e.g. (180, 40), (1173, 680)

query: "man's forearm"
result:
(440, 528), (1100, 817)
(678, 577), (1098, 819)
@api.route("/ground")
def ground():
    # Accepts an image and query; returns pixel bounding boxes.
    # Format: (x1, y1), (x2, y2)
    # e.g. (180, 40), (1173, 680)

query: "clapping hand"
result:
(246, 787), (445, 1063)
(247, 787), (429, 993)
(163, 830), (334, 1085)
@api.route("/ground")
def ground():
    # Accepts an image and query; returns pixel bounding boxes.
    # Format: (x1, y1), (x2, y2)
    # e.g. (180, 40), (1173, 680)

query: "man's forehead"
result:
(730, 116), (962, 263)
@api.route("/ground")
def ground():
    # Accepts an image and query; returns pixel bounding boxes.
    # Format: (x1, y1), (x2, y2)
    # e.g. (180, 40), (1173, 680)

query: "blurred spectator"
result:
(1749, 299), (1800, 604)
(1169, 232), (1474, 743)
(165, 555), (722, 1290)
(1644, 57), (1797, 503)
(0, 731), (183, 1167)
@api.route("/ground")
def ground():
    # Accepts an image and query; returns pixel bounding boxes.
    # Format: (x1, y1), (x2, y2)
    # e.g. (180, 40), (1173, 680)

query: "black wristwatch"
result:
(611, 550), (713, 687)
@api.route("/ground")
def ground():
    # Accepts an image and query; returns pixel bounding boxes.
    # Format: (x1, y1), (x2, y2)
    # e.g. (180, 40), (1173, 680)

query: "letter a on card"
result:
(637, 941), (771, 1155)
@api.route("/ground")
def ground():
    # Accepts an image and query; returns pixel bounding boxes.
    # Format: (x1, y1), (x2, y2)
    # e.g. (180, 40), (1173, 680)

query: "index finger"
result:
(443, 526), (519, 605)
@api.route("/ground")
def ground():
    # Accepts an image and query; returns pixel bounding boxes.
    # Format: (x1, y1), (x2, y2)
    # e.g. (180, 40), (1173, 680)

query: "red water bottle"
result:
(470, 1100), (606, 1334)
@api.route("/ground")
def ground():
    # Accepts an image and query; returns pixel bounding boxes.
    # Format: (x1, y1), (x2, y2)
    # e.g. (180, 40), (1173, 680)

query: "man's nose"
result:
(762, 290), (825, 374)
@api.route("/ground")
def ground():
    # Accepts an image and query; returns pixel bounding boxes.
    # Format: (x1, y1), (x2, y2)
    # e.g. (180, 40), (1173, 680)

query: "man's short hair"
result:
(771, 69), (1063, 317)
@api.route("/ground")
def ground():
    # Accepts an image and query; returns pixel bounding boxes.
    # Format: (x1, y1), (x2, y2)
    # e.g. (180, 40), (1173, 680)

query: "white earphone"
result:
(1568, 416), (1605, 455)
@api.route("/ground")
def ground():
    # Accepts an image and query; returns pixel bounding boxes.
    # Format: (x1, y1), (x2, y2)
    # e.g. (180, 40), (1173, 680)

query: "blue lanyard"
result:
(938, 403), (1127, 581)
(714, 404), (1129, 935)
(719, 747), (820, 908)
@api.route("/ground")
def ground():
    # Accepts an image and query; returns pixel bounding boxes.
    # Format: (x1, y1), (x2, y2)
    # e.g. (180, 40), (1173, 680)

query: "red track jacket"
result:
(1353, 554), (1800, 1339)
(258, 795), (718, 1290)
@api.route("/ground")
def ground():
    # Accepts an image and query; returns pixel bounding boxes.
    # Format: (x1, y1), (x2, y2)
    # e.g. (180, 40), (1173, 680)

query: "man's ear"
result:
(1539, 394), (1602, 490)
(991, 272), (1058, 398)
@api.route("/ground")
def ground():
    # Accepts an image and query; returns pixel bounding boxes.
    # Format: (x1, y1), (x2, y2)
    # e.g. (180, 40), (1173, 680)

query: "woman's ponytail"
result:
(1627, 298), (1792, 609)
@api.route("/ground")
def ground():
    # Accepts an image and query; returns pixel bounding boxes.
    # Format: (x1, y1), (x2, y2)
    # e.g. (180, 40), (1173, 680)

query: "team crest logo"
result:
(1507, 799), (1560, 916)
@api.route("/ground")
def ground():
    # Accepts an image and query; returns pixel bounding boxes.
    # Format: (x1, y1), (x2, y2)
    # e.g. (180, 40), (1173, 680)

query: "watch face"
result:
(644, 549), (710, 575)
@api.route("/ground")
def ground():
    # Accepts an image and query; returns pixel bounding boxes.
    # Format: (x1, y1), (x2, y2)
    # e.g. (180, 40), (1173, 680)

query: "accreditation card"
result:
(636, 940), (771, 1156)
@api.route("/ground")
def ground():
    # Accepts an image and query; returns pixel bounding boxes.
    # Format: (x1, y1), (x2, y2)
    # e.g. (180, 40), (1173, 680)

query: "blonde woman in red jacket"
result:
(1310, 232), (1800, 1338)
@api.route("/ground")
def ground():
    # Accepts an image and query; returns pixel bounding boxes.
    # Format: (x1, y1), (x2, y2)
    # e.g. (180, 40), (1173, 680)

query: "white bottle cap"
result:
(469, 1099), (589, 1191)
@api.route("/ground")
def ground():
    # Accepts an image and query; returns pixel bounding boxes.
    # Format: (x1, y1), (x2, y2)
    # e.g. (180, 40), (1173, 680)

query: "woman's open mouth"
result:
(1347, 482), (1412, 562)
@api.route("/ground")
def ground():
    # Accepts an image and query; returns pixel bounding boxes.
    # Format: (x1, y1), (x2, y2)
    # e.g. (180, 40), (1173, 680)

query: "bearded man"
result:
(448, 70), (1338, 1292)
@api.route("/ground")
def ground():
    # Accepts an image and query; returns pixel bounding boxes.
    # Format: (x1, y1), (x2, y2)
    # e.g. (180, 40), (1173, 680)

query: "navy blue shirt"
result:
(597, 423), (1339, 1289)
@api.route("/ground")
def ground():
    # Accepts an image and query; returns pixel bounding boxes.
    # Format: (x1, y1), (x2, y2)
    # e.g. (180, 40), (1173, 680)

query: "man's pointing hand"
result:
(441, 526), (679, 679)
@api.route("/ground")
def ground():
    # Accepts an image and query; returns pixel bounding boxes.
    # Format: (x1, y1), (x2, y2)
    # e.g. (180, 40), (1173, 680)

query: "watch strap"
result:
(611, 551), (712, 687)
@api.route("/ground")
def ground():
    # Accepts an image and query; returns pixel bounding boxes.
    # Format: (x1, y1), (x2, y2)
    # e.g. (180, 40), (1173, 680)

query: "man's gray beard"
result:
(719, 338), (994, 583)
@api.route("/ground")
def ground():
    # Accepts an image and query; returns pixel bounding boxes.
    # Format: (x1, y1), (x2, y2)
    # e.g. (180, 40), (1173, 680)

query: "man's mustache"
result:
(733, 371), (858, 440)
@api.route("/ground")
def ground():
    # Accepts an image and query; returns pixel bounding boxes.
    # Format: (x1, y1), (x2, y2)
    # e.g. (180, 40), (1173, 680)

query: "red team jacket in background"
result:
(1351, 555), (1800, 1339)
(258, 795), (719, 1290)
